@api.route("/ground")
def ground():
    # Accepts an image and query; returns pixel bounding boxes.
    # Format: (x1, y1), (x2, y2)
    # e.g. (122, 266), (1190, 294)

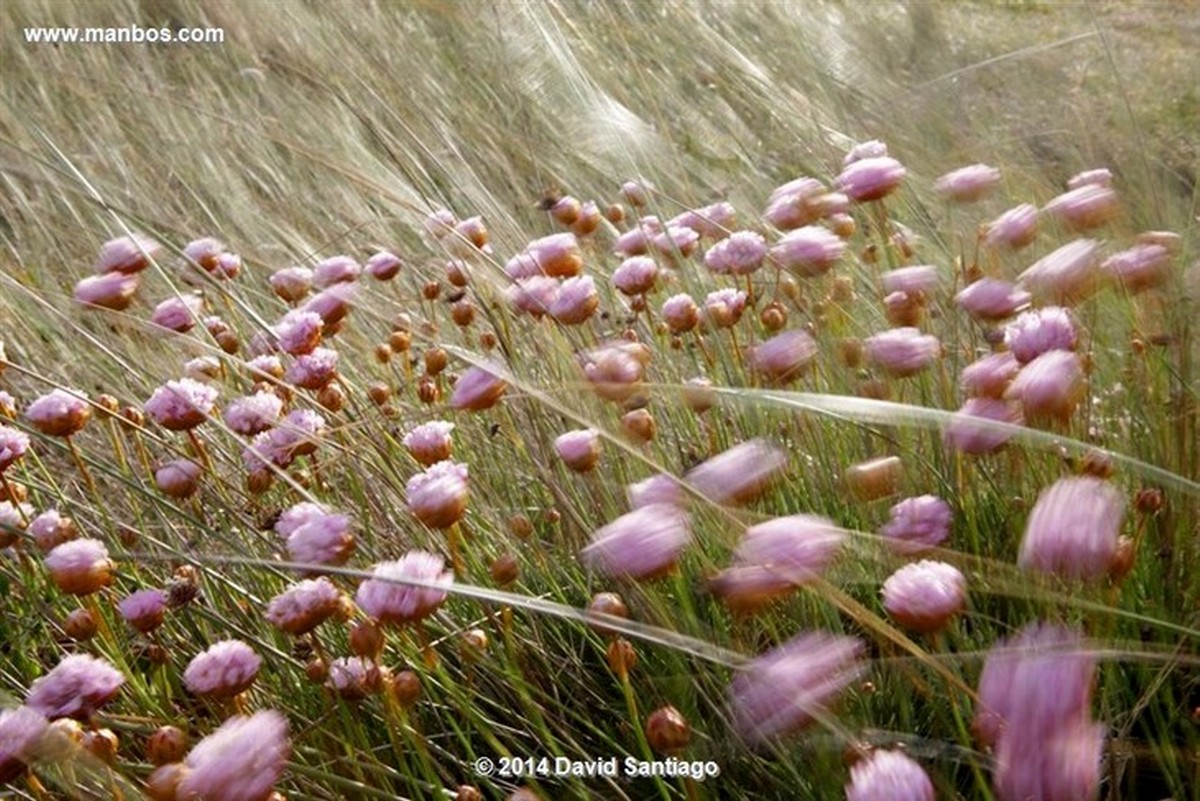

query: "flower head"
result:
(769, 225), (845, 277)
(223, 392), (283, 436)
(365, 250), (402, 281)
(836, 156), (906, 202)
(955, 278), (1031, 321)
(882, 560), (966, 633)
(526, 232), (582, 278)
(94, 233), (160, 274)
(864, 328), (940, 377)
(178, 710), (290, 801)
(1003, 307), (1077, 364)
(74, 271), (141, 310)
(450, 366), (507, 411)
(762, 177), (827, 230)
(626, 473), (683, 509)
(882, 265), (939, 298)
(403, 421), (455, 466)
(730, 632), (865, 743)
(661, 294), (699, 334)
(26, 389), (90, 437)
(935, 163), (1001, 203)
(407, 460), (468, 529)
(944, 398), (1022, 455)
(26, 654), (124, 720)
(703, 288), (747, 329)
(145, 379), (217, 431)
(1102, 243), (1172, 294)
(704, 231), (767, 275)
(312, 255), (360, 288)
(270, 266), (313, 302)
(846, 750), (935, 801)
(1018, 239), (1102, 304)
(1019, 476), (1123, 581)
(273, 310), (324, 356)
(881, 495), (952, 555)
(580, 504), (692, 580)
(960, 352), (1020, 399)
(355, 551), (453, 625)
(0, 424), (30, 472)
(686, 439), (787, 506)
(555, 428), (602, 473)
(748, 329), (818, 384)
(612, 255), (659, 296)
(285, 509), (355, 569)
(266, 577), (342, 635)
(28, 509), (76, 552)
(284, 347), (339, 390)
(550, 275), (598, 325)
(1044, 184), (1119, 232)
(1007, 350), (1085, 425)
(45, 538), (113, 595)
(0, 706), (49, 783)
(119, 589), (167, 634)
(150, 293), (204, 333)
(183, 640), (262, 698)
(301, 282), (358, 326)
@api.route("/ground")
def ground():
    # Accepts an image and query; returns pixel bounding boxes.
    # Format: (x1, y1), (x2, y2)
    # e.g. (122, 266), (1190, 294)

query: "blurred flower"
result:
(150, 294), (204, 334)
(507, 276), (558, 318)
(285, 508), (355, 568)
(555, 428), (601, 472)
(762, 177), (826, 230)
(613, 216), (660, 257)
(26, 654), (124, 720)
(836, 156), (906, 202)
(995, 720), (1104, 801)
(661, 294), (700, 334)
(184, 356), (221, 382)
(266, 577), (342, 635)
(274, 502), (335, 538)
(403, 421), (455, 466)
(582, 342), (648, 402)
(285, 347), (339, 390)
(1019, 476), (1123, 581)
(944, 398), (1022, 455)
(1018, 239), (1101, 304)
(686, 439), (787, 506)
(713, 516), (844, 611)
(26, 389), (91, 437)
(882, 560), (965, 633)
(312, 255), (360, 288)
(94, 233), (159, 274)
(118, 588), (167, 634)
(1003, 307), (1077, 364)
(729, 632), (865, 743)
(984, 203), (1039, 250)
(1043, 184), (1118, 232)
(769, 225), (846, 277)
(301, 282), (358, 326)
(247, 354), (284, 380)
(527, 233), (582, 278)
(704, 288), (747, 328)
(682, 376), (717, 414)
(0, 501), (31, 549)
(748, 329), (818, 384)
(955, 278), (1031, 322)
(621, 180), (650, 207)
(45, 538), (112, 596)
(177, 710), (290, 801)
(881, 495), (952, 555)
(183, 237), (224, 273)
(74, 271), (141, 310)
(704, 231), (767, 275)
(650, 225), (701, 258)
(671, 201), (736, 239)
(612, 255), (659, 296)
(326, 657), (384, 700)
(407, 460), (468, 529)
(450, 365), (508, 411)
(882, 265), (938, 297)
(184, 640), (261, 698)
(1101, 243), (1172, 294)
(0, 706), (48, 783)
(843, 140), (888, 164)
(356, 551), (452, 625)
(1067, 168), (1112, 190)
(935, 163), (1001, 203)
(627, 473), (683, 509)
(0, 424), (29, 472)
(273, 310), (324, 356)
(1007, 350), (1085, 425)
(845, 749), (935, 801)
(223, 392), (283, 436)
(865, 328), (940, 377)
(155, 458), (202, 499)
(423, 207), (457, 241)
(28, 509), (76, 552)
(270, 266), (313, 302)
(580, 504), (691, 580)
(550, 275), (598, 324)
(960, 352), (1020, 398)
(145, 378), (217, 431)
(365, 250), (402, 281)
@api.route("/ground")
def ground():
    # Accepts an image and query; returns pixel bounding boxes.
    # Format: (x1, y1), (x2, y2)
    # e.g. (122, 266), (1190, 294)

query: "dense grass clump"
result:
(1, 1), (1198, 799)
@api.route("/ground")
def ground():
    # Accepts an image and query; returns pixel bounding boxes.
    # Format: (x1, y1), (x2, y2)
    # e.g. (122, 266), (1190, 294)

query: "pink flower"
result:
(1019, 476), (1123, 580)
(1003, 307), (1077, 364)
(881, 495), (952, 555)
(763, 178), (826, 230)
(507, 276), (559, 318)
(94, 233), (159, 274)
(729, 632), (865, 743)
(935, 163), (1001, 203)
(836, 156), (906, 202)
(769, 225), (846, 277)
(178, 711), (290, 801)
(0, 706), (48, 782)
(356, 551), (453, 625)
(550, 275), (598, 324)
(449, 366), (507, 411)
(26, 654), (124, 720)
(145, 378), (217, 430)
(621, 180), (650, 207)
(312, 255), (360, 288)
(555, 428), (601, 472)
(74, 271), (141, 310)
(650, 225), (701, 258)
(843, 140), (888, 164)
(661, 294), (699, 334)
(1043, 184), (1119, 232)
(285, 347), (339, 390)
(961, 352), (1020, 398)
(183, 640), (261, 698)
(994, 720), (1104, 801)
(1007, 350), (1085, 425)
(28, 509), (76, 552)
(703, 288), (747, 328)
(626, 474), (683, 509)
(155, 458), (202, 498)
(326, 657), (384, 699)
(407, 460), (469, 528)
(184, 356), (221, 382)
(670, 201), (736, 239)
(265, 577), (342, 635)
(183, 237), (224, 272)
(1101, 243), (1172, 294)
(580, 504), (692, 580)
(714, 516), (844, 609)
(1018, 239), (1101, 304)
(211, 251), (241, 280)
(846, 750), (935, 801)
(273, 310), (324, 355)
(504, 251), (543, 281)
(613, 218), (660, 257)
(0, 424), (30, 471)
(403, 421), (455, 466)
(44, 538), (113, 596)
(247, 354), (283, 379)
(944, 398), (1022, 455)
(704, 230), (767, 275)
(748, 329), (818, 384)
(422, 207), (457, 240)
(865, 328), (940, 377)
(612, 256), (659, 296)
(274, 502), (337, 539)
(955, 278), (1031, 321)
(286, 509), (354, 568)
(882, 560), (966, 633)
(526, 233), (582, 278)
(118, 588), (167, 634)
(26, 389), (91, 437)
(984, 203), (1039, 250)
(365, 250), (402, 281)
(882, 265), (939, 297)
(685, 439), (787, 506)
(223, 392), (283, 436)
(582, 342), (649, 401)
(1067, 168), (1112, 190)
(301, 282), (358, 326)
(270, 266), (313, 302)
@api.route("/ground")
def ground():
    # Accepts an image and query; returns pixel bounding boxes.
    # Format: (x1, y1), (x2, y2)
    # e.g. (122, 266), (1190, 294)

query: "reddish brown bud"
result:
(349, 620), (385, 659)
(422, 281), (442, 301)
(424, 348), (449, 376)
(390, 669), (421, 707)
(606, 637), (637, 676)
(146, 726), (189, 767)
(63, 608), (98, 641)
(645, 705), (691, 754)
(490, 553), (519, 586)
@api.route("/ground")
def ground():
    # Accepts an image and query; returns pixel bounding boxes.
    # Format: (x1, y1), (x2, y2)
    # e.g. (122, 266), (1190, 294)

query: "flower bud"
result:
(147, 726), (189, 766)
(63, 608), (99, 641)
(349, 620), (385, 659)
(390, 669), (421, 707)
(645, 706), (691, 754)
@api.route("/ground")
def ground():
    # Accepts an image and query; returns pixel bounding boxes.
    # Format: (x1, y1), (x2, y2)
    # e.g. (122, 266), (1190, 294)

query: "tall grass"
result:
(1, 1), (1198, 798)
